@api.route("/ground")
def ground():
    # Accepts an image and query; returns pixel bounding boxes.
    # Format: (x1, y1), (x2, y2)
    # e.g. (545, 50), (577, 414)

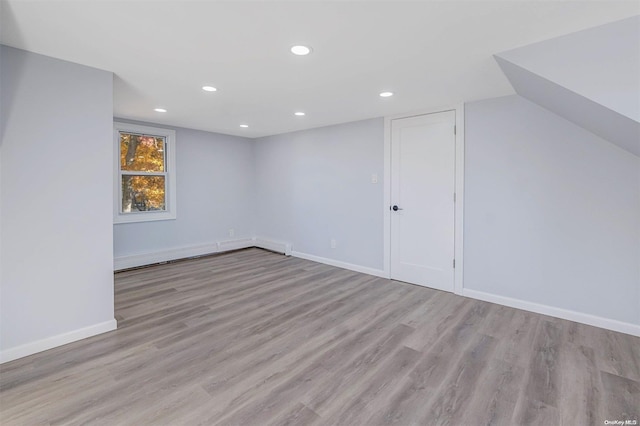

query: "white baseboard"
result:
(114, 241), (639, 337)
(218, 238), (255, 252)
(254, 237), (292, 255)
(291, 251), (387, 278)
(0, 319), (117, 364)
(115, 242), (219, 270)
(114, 238), (292, 271)
(463, 288), (640, 337)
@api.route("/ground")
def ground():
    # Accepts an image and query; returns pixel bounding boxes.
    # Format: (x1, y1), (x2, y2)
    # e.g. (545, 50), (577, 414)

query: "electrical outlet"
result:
(371, 173), (378, 184)
(228, 228), (235, 237)
(330, 239), (337, 249)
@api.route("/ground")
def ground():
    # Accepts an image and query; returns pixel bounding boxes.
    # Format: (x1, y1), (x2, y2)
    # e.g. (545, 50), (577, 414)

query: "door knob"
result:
(391, 205), (403, 211)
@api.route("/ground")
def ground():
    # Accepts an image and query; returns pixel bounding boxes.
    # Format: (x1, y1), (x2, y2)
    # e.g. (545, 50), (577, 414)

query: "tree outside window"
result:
(114, 123), (176, 223)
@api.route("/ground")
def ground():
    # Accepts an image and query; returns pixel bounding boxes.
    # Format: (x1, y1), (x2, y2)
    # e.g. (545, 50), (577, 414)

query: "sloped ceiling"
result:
(1, 1), (638, 138)
(495, 16), (640, 156)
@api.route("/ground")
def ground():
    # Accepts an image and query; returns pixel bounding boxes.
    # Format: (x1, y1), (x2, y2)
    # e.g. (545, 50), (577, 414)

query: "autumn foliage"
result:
(120, 133), (166, 212)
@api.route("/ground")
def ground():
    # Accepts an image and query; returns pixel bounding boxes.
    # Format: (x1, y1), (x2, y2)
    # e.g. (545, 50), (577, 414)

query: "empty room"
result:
(1, 1), (639, 425)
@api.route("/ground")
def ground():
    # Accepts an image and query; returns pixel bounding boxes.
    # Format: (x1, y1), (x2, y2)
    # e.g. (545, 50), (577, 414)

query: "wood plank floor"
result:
(1, 248), (639, 425)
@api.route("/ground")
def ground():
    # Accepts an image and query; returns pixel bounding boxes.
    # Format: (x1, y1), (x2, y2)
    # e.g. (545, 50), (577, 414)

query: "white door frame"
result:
(383, 104), (465, 295)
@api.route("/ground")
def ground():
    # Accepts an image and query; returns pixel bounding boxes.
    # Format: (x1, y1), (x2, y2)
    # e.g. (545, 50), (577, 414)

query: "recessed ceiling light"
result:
(294, 112), (306, 116)
(291, 45), (312, 56)
(154, 108), (167, 112)
(202, 86), (217, 92)
(379, 92), (394, 98)
(239, 124), (249, 128)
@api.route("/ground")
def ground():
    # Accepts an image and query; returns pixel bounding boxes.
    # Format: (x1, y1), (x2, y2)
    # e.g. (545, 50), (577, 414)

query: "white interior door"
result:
(390, 110), (456, 292)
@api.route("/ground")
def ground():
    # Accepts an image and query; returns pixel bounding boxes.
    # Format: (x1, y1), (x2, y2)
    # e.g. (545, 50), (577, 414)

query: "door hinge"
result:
(453, 192), (456, 202)
(453, 259), (456, 268)
(454, 125), (456, 135)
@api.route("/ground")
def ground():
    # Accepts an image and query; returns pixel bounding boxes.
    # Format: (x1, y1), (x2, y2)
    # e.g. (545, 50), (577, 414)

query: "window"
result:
(114, 122), (176, 223)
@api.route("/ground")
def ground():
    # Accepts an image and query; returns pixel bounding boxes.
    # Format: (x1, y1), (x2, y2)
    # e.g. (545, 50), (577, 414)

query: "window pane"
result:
(121, 175), (166, 212)
(120, 132), (165, 172)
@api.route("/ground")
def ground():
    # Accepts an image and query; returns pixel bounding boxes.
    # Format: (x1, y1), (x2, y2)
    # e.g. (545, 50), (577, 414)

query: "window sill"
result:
(114, 211), (176, 224)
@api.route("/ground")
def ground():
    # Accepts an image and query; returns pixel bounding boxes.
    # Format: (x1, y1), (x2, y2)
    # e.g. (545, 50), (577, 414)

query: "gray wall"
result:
(464, 95), (640, 325)
(494, 16), (640, 157)
(113, 121), (255, 257)
(254, 118), (384, 269)
(497, 16), (639, 122)
(0, 46), (115, 353)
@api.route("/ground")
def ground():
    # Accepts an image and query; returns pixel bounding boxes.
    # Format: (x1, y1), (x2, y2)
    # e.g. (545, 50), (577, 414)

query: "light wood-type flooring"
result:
(1, 248), (639, 425)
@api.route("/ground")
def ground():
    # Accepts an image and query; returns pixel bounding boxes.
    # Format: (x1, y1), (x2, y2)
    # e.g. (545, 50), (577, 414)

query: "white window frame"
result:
(114, 122), (177, 224)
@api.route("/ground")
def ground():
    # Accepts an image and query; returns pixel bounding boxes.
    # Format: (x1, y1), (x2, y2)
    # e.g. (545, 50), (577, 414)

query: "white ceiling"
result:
(1, 1), (638, 138)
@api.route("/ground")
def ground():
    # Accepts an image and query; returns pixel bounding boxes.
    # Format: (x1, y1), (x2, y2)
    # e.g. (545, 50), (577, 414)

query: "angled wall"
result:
(495, 16), (640, 156)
